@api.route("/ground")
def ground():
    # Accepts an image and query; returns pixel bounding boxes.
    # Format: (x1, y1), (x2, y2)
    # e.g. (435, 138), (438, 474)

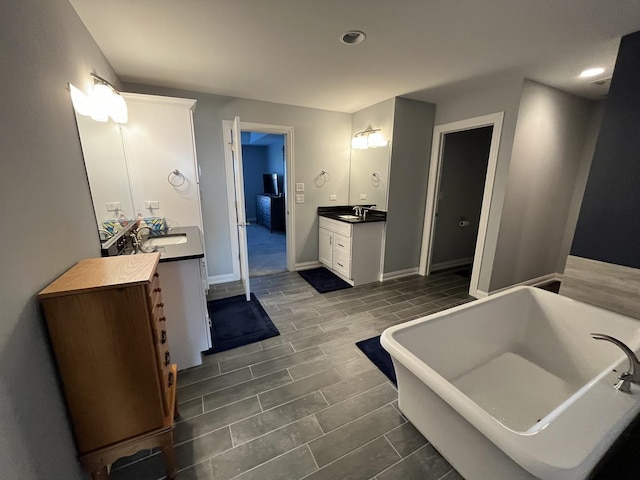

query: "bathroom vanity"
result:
(318, 207), (386, 285)
(139, 225), (210, 370)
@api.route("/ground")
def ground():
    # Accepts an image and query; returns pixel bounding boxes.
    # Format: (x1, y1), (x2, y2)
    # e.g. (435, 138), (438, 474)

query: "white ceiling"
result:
(69, 0), (640, 113)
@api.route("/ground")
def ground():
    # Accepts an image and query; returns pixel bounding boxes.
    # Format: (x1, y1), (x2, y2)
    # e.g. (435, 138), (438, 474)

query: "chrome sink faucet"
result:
(591, 333), (640, 393)
(353, 206), (363, 217)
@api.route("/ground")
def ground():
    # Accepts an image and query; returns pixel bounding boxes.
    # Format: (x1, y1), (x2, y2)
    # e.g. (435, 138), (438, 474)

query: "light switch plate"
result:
(145, 200), (160, 209)
(296, 194), (304, 204)
(359, 193), (367, 200)
(106, 202), (121, 211)
(329, 194), (337, 201)
(296, 183), (305, 192)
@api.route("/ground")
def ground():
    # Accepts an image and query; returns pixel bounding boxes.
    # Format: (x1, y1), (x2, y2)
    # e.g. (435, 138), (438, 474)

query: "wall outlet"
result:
(296, 194), (305, 204)
(145, 200), (160, 209)
(329, 194), (337, 201)
(360, 193), (367, 200)
(296, 183), (305, 192)
(106, 202), (121, 212)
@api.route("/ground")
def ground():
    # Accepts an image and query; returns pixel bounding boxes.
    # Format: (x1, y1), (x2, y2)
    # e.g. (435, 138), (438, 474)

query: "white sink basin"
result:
(143, 234), (187, 247)
(338, 214), (361, 220)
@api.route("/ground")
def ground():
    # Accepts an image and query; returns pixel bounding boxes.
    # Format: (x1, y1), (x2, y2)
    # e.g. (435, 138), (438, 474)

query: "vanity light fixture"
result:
(69, 73), (128, 124)
(352, 126), (388, 149)
(579, 67), (605, 78)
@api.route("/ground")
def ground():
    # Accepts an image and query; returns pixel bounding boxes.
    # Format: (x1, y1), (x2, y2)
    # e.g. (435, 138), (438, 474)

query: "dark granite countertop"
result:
(144, 226), (205, 263)
(318, 205), (386, 224)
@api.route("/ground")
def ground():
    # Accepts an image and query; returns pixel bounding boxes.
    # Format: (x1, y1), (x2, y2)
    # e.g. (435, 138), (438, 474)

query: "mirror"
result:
(75, 113), (134, 239)
(348, 145), (391, 210)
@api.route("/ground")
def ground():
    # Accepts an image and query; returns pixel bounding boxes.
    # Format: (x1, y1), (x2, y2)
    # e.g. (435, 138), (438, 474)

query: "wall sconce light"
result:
(352, 126), (388, 149)
(69, 73), (128, 124)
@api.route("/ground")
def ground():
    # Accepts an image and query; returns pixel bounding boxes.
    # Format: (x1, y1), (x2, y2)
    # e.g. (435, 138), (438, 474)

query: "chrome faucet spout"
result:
(591, 333), (640, 392)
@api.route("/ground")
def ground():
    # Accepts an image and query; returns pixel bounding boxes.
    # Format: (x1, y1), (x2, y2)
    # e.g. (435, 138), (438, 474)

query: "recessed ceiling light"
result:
(579, 67), (605, 78)
(340, 30), (366, 45)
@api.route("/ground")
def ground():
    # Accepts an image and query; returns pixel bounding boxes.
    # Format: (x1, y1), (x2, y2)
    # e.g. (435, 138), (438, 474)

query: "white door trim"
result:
(418, 112), (504, 298)
(222, 120), (295, 278)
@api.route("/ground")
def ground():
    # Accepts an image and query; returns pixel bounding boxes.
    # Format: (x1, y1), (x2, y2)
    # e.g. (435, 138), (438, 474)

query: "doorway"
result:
(419, 113), (504, 297)
(430, 126), (493, 274)
(223, 121), (295, 284)
(241, 132), (287, 277)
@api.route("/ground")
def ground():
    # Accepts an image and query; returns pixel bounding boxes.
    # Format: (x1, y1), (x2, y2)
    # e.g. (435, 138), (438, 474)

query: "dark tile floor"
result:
(111, 270), (474, 480)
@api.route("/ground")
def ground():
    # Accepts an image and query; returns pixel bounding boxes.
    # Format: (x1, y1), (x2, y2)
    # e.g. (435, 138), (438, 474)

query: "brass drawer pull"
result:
(153, 287), (162, 293)
(159, 316), (167, 322)
(165, 351), (171, 366)
(154, 272), (159, 278)
(157, 302), (164, 308)
(168, 371), (174, 388)
(161, 330), (167, 344)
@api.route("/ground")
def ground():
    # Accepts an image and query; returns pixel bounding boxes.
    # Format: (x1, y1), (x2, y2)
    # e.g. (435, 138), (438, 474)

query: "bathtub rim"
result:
(381, 285), (640, 480)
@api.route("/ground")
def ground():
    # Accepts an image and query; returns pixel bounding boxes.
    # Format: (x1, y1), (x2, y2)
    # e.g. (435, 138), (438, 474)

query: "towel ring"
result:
(167, 169), (185, 187)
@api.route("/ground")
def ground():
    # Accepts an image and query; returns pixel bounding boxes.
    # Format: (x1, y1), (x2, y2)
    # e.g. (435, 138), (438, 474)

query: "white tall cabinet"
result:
(121, 93), (204, 234)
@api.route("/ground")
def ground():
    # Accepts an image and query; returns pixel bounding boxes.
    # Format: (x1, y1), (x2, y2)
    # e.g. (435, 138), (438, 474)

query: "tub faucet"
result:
(591, 333), (640, 393)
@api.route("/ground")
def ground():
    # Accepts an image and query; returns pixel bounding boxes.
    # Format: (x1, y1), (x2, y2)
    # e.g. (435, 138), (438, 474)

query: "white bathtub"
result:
(381, 286), (640, 480)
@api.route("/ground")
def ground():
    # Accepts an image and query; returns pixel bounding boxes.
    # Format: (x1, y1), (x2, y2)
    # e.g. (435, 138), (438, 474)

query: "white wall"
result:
(489, 81), (598, 291)
(1, 0), (119, 478)
(124, 83), (352, 276)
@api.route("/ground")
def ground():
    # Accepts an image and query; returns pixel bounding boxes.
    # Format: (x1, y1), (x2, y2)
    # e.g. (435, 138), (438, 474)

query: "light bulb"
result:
(109, 93), (128, 124)
(69, 84), (92, 116)
(367, 132), (387, 148)
(90, 83), (112, 122)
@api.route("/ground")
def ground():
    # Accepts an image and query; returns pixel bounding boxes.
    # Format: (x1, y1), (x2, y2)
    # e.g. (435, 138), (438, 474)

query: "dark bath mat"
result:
(298, 267), (352, 294)
(356, 335), (397, 386)
(205, 293), (279, 354)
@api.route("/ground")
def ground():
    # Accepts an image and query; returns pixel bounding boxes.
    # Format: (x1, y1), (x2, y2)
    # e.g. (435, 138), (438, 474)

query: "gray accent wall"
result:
(489, 81), (599, 291)
(124, 83), (352, 275)
(384, 98), (436, 274)
(1, 0), (119, 478)
(571, 31), (640, 268)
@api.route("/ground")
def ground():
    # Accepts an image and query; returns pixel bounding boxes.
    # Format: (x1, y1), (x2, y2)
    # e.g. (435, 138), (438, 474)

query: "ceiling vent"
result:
(340, 30), (366, 45)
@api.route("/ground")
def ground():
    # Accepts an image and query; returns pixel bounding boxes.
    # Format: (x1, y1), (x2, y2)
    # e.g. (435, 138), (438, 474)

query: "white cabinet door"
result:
(319, 228), (333, 267)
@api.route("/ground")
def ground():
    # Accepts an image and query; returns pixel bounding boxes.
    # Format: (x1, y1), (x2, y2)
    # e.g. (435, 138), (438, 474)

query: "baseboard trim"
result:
(480, 272), (562, 298)
(382, 267), (420, 281)
(295, 261), (323, 271)
(430, 257), (473, 272)
(208, 272), (239, 285)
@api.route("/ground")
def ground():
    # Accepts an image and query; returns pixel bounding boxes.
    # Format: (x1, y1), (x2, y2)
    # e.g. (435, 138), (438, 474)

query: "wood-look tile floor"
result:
(111, 270), (474, 480)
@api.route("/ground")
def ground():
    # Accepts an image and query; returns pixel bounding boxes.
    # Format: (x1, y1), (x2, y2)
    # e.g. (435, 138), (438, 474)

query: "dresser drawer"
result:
(333, 233), (351, 257)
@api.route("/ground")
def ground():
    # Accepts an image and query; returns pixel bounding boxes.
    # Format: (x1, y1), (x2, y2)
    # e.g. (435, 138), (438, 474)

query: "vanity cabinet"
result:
(256, 194), (285, 232)
(38, 253), (177, 479)
(319, 216), (385, 285)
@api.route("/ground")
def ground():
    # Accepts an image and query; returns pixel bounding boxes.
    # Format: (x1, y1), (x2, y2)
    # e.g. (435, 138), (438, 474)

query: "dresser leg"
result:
(91, 466), (109, 479)
(161, 439), (177, 480)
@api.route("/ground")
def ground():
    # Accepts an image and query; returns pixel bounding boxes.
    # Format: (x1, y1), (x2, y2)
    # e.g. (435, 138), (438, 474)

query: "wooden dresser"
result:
(38, 253), (177, 479)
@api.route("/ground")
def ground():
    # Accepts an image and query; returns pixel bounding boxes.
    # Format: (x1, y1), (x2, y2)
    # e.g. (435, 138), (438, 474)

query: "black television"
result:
(263, 173), (279, 196)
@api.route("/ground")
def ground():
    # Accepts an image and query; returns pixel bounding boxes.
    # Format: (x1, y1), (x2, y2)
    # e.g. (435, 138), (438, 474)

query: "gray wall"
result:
(384, 98), (436, 274)
(1, 0), (119, 478)
(125, 84), (352, 278)
(431, 127), (492, 266)
(571, 31), (640, 268)
(489, 81), (598, 291)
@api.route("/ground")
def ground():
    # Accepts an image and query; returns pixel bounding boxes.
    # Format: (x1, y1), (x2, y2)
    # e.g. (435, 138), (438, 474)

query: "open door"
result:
(230, 116), (251, 301)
